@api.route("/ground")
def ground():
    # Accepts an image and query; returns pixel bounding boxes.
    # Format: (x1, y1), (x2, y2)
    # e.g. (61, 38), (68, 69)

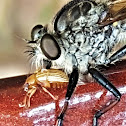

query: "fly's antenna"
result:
(15, 34), (30, 43)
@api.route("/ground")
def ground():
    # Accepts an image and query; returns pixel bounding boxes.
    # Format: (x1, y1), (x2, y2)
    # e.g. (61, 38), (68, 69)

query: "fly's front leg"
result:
(56, 67), (79, 126)
(88, 68), (121, 126)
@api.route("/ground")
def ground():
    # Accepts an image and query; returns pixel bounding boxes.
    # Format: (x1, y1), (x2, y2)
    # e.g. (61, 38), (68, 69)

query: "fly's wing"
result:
(99, 0), (126, 59)
(53, 0), (96, 34)
(99, 0), (126, 26)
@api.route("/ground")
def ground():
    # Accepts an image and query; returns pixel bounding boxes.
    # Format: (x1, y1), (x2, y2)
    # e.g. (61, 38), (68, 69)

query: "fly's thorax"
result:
(53, 22), (123, 74)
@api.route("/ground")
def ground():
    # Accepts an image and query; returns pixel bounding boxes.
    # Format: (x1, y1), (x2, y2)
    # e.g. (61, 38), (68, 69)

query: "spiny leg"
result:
(56, 67), (79, 126)
(88, 68), (121, 126)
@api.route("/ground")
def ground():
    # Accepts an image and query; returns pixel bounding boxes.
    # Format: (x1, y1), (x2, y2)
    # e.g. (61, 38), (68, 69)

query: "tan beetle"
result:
(19, 69), (69, 108)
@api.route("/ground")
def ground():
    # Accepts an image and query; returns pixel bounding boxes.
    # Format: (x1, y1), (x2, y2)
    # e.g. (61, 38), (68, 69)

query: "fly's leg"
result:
(56, 67), (79, 126)
(88, 68), (121, 126)
(106, 45), (126, 63)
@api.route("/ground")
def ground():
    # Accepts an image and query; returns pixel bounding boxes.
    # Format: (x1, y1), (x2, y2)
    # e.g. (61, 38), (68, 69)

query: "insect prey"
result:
(19, 69), (68, 108)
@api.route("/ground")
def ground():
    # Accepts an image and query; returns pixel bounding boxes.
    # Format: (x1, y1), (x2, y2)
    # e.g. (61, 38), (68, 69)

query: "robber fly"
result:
(25, 0), (126, 125)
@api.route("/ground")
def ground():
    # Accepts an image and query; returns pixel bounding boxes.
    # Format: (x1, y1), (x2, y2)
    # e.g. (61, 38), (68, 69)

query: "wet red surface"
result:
(0, 61), (126, 126)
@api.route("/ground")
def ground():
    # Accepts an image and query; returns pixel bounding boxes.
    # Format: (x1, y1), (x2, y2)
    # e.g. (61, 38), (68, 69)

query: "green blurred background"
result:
(0, 0), (70, 78)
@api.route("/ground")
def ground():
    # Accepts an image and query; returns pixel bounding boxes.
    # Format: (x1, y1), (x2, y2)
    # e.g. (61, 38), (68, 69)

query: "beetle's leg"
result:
(56, 67), (79, 126)
(88, 68), (121, 126)
(106, 45), (126, 63)
(42, 86), (58, 100)
(26, 88), (37, 107)
(19, 88), (37, 108)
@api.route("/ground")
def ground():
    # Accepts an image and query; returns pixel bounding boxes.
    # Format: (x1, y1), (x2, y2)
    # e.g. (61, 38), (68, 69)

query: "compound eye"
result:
(40, 34), (61, 60)
(31, 24), (46, 41)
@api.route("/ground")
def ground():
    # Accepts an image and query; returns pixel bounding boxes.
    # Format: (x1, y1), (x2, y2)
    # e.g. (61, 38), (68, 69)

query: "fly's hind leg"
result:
(88, 68), (121, 126)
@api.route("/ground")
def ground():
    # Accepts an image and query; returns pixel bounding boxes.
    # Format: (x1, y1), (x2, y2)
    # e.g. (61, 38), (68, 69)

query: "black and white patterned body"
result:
(52, 0), (126, 75)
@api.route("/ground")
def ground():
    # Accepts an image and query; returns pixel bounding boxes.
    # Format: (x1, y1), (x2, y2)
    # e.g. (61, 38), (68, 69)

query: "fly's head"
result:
(26, 24), (61, 70)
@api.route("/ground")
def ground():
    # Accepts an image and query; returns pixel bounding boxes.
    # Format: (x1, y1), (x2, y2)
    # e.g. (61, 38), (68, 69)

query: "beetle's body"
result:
(24, 0), (126, 125)
(36, 69), (68, 88)
(20, 69), (68, 108)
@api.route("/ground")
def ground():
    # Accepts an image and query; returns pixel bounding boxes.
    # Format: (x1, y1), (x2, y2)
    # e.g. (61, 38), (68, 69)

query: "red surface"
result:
(0, 61), (126, 126)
